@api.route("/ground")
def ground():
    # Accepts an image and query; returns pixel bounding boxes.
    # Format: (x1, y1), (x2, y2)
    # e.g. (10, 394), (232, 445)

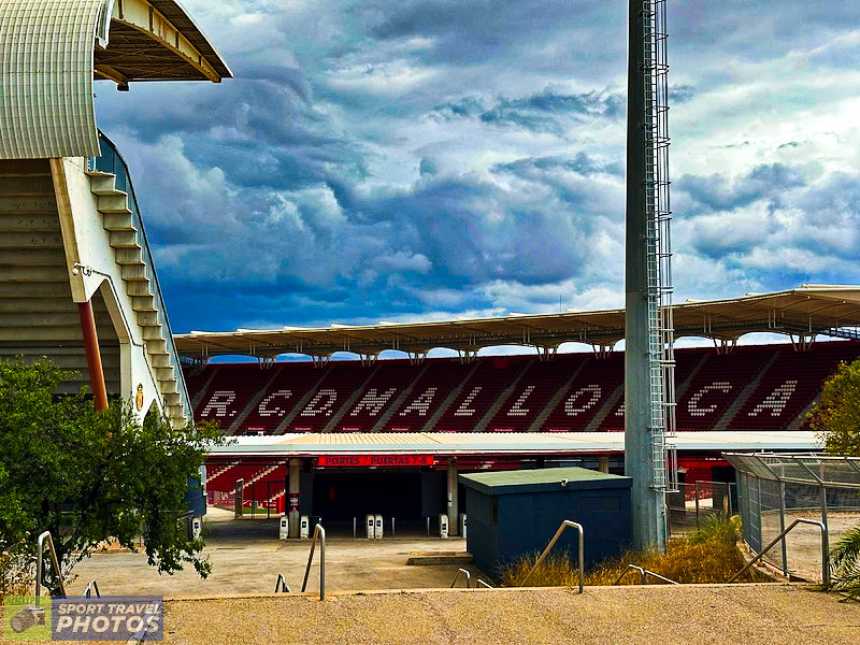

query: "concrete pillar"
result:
(447, 459), (459, 537)
(288, 458), (301, 538)
(598, 456), (610, 474)
(624, 0), (668, 552)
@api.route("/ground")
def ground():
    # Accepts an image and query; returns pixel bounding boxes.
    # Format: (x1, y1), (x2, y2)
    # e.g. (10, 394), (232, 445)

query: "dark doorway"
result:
(312, 470), (423, 522)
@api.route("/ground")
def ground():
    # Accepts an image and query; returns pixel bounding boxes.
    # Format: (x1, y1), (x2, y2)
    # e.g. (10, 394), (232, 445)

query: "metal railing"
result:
(614, 564), (679, 586)
(36, 531), (66, 603)
(475, 579), (493, 589)
(83, 580), (101, 598)
(274, 574), (291, 593)
(300, 524), (326, 600)
(450, 568), (471, 589)
(521, 520), (584, 593)
(729, 518), (830, 588)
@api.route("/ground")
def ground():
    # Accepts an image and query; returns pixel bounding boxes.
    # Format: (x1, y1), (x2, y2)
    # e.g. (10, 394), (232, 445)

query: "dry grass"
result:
(499, 551), (580, 587)
(501, 516), (767, 587)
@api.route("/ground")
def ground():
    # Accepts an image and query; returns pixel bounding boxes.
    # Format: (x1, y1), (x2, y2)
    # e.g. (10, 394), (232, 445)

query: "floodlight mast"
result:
(624, 0), (677, 552)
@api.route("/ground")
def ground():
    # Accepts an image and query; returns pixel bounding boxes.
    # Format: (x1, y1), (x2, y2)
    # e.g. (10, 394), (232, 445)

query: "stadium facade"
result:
(179, 286), (860, 536)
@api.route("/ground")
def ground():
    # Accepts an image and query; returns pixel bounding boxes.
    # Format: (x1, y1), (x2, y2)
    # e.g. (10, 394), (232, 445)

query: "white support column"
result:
(447, 459), (459, 537)
(598, 456), (610, 474)
(288, 458), (301, 538)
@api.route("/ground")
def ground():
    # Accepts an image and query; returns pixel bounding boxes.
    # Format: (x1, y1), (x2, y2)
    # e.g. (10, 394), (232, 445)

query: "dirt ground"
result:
(760, 511), (860, 582)
(67, 508), (485, 597)
(157, 584), (859, 644)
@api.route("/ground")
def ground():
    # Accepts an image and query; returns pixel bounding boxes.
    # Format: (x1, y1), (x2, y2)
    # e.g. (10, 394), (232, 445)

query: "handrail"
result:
(35, 531), (66, 604)
(300, 524), (326, 600)
(729, 518), (829, 587)
(274, 574), (291, 593)
(613, 564), (679, 586)
(83, 580), (101, 598)
(450, 568), (471, 589)
(521, 520), (584, 593)
(475, 579), (493, 589)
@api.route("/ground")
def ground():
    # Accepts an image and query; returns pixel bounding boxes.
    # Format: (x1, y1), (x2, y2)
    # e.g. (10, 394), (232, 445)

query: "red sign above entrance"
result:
(317, 454), (435, 468)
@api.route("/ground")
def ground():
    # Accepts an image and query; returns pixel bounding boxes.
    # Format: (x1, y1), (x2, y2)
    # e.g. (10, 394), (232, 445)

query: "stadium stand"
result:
(434, 357), (532, 433)
(540, 352), (625, 432)
(485, 354), (588, 432)
(728, 341), (860, 430)
(183, 340), (860, 436)
(383, 359), (473, 432)
(335, 361), (422, 432)
(286, 362), (374, 433)
(242, 362), (323, 434)
(194, 364), (276, 430)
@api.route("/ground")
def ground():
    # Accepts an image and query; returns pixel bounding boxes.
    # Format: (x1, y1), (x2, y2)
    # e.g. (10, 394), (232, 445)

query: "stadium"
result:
(180, 289), (860, 535)
(2, 0), (860, 641)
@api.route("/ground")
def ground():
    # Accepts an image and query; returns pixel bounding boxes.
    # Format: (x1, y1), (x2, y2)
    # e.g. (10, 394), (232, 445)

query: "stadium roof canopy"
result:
(205, 431), (821, 459)
(175, 285), (860, 359)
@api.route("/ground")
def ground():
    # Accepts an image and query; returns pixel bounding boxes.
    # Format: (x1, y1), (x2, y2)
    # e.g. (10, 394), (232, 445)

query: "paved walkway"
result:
(160, 584), (858, 644)
(69, 510), (482, 596)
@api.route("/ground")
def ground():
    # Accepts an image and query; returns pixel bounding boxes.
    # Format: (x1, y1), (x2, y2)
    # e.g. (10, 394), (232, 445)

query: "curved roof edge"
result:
(175, 285), (860, 359)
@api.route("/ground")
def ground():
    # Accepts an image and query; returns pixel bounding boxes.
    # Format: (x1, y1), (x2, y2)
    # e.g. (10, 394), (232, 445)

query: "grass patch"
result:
(500, 516), (767, 587)
(500, 551), (580, 587)
(587, 515), (766, 585)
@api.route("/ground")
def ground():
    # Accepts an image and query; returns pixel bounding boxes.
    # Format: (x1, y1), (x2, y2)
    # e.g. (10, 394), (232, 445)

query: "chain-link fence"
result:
(667, 481), (736, 534)
(726, 453), (860, 584)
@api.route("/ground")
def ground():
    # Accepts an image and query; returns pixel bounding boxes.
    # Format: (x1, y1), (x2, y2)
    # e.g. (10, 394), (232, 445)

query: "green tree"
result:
(0, 359), (222, 592)
(808, 357), (860, 456)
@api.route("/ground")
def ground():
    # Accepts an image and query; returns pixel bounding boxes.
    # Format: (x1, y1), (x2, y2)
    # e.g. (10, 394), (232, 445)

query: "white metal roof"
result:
(206, 431), (821, 458)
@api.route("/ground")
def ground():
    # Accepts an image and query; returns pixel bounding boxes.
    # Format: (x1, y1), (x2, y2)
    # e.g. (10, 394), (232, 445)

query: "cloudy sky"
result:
(94, 0), (860, 334)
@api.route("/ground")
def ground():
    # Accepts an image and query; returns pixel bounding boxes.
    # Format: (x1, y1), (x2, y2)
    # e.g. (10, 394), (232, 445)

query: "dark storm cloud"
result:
(90, 0), (860, 331)
(677, 164), (807, 214)
(430, 89), (623, 135)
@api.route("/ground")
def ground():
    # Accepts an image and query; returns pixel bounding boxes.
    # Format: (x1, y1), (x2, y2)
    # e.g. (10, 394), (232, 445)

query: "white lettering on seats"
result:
(564, 385), (601, 416)
(687, 381), (732, 416)
(350, 387), (397, 416)
(258, 389), (293, 417)
(507, 385), (536, 416)
(399, 387), (437, 416)
(748, 379), (798, 417)
(300, 389), (338, 417)
(454, 386), (483, 416)
(615, 403), (625, 416)
(201, 390), (237, 417)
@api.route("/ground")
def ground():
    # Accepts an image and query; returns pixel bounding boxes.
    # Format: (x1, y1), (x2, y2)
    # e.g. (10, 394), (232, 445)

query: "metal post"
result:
(694, 481), (700, 529)
(353, 516), (357, 538)
(426, 516), (430, 536)
(778, 481), (788, 576)
(623, 0), (670, 552)
(447, 459), (459, 537)
(391, 517), (395, 537)
(819, 482), (830, 586)
(288, 458), (301, 538)
(77, 300), (109, 411)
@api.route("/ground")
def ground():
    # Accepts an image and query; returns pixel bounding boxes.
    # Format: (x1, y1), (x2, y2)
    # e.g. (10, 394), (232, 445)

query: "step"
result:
(147, 339), (169, 355)
(115, 248), (144, 265)
(109, 230), (139, 249)
(0, 231), (64, 249)
(102, 213), (135, 231)
(0, 213), (60, 232)
(149, 353), (172, 369)
(132, 296), (157, 312)
(127, 281), (154, 298)
(88, 174), (116, 195)
(158, 379), (179, 396)
(156, 367), (175, 382)
(142, 325), (165, 341)
(121, 263), (149, 281)
(97, 193), (131, 214)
